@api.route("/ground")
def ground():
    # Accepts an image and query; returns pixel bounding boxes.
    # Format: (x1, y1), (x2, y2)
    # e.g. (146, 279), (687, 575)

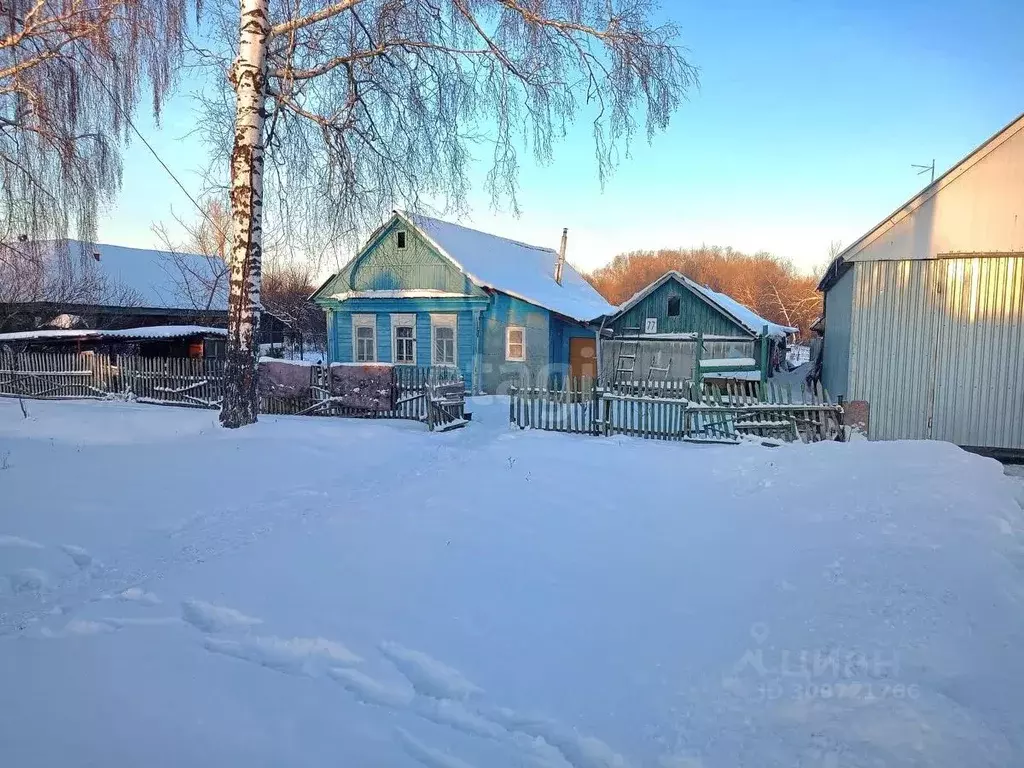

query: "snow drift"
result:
(0, 397), (1022, 767)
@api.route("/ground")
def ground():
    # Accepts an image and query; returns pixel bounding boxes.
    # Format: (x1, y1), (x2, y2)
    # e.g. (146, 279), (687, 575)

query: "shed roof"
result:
(2, 240), (228, 311)
(0, 325), (227, 344)
(615, 271), (797, 338)
(819, 111), (1024, 292)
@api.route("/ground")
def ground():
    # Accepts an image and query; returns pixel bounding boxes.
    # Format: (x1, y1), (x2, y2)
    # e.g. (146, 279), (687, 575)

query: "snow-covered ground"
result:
(1, 398), (1023, 767)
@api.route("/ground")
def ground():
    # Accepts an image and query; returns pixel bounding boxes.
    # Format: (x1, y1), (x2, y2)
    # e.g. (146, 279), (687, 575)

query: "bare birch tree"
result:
(0, 0), (188, 243)
(191, 0), (696, 427)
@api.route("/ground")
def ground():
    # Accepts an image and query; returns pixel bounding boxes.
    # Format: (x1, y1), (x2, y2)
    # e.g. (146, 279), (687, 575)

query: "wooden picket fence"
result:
(268, 364), (464, 424)
(508, 378), (600, 435)
(509, 376), (844, 444)
(0, 352), (464, 427)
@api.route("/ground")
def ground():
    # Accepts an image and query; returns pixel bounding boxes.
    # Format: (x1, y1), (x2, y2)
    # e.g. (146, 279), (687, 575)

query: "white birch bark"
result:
(220, 0), (270, 428)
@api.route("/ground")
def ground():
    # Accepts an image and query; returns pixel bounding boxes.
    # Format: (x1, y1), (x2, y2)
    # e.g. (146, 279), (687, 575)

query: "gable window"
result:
(353, 314), (376, 362)
(506, 326), (526, 361)
(391, 314), (416, 364)
(431, 314), (457, 366)
(667, 295), (681, 317)
(396, 230), (407, 250)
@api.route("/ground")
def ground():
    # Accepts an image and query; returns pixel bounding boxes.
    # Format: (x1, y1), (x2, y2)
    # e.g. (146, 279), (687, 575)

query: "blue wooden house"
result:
(602, 271), (797, 382)
(310, 212), (615, 393)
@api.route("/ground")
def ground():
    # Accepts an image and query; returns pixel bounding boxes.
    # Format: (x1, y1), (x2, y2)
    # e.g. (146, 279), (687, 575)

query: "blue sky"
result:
(101, 0), (1024, 277)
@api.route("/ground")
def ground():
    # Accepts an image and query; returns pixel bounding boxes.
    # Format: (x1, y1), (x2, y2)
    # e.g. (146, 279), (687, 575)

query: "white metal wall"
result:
(849, 257), (1024, 449)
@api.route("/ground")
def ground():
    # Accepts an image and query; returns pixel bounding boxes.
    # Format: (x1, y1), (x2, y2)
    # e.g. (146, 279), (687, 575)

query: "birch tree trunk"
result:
(220, 0), (270, 428)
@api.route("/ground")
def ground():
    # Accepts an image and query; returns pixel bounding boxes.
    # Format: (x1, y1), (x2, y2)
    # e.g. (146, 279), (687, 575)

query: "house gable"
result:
(611, 274), (751, 337)
(313, 216), (486, 300)
(820, 112), (1024, 291)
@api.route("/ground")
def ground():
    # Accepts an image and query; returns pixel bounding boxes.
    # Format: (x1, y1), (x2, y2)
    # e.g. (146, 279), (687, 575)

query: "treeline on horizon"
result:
(584, 246), (823, 340)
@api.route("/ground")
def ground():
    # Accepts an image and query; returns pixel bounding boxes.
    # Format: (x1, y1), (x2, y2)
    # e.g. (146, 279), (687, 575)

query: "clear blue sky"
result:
(101, 0), (1024, 277)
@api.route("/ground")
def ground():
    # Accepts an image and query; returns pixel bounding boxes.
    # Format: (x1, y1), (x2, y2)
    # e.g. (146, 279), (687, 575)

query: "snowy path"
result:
(1, 398), (1024, 767)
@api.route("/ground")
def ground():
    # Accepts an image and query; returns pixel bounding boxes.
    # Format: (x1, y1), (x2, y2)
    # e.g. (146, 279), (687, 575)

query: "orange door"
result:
(569, 337), (597, 382)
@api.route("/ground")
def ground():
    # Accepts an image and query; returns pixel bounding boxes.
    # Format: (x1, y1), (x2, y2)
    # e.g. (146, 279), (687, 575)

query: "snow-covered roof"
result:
(0, 325), (227, 343)
(329, 289), (480, 301)
(616, 271), (797, 338)
(699, 357), (757, 369)
(10, 240), (228, 311)
(397, 212), (616, 322)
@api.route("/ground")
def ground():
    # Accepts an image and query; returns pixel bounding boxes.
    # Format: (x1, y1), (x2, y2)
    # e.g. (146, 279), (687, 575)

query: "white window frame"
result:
(505, 326), (526, 362)
(352, 314), (376, 362)
(430, 313), (458, 367)
(391, 313), (417, 365)
(396, 229), (407, 250)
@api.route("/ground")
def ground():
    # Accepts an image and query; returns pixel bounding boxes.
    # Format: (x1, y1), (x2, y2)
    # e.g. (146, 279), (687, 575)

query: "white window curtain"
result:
(391, 314), (416, 365)
(431, 314), (457, 366)
(352, 314), (376, 362)
(505, 326), (525, 361)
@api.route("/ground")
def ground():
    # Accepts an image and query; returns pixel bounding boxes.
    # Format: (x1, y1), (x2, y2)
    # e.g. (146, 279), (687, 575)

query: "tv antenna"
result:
(912, 159), (935, 183)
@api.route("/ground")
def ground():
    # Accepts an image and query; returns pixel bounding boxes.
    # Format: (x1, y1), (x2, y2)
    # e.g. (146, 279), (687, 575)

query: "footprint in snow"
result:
(119, 587), (161, 606)
(205, 634), (362, 675)
(332, 643), (628, 768)
(60, 544), (99, 570)
(0, 535), (45, 549)
(181, 599), (263, 633)
(8, 568), (49, 594)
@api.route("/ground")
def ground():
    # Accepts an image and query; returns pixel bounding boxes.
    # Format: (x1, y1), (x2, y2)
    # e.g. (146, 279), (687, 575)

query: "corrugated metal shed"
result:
(822, 113), (1024, 452)
(848, 257), (1024, 449)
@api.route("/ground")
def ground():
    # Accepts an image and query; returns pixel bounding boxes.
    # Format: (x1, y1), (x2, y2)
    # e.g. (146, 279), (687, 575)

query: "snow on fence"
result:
(509, 377), (844, 444)
(0, 352), (464, 427)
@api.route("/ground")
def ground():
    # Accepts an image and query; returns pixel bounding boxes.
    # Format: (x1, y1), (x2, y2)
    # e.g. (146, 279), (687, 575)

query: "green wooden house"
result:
(601, 271), (796, 382)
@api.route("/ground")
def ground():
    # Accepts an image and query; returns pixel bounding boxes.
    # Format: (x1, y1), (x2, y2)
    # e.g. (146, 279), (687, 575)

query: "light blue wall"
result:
(328, 299), (484, 389)
(480, 293), (550, 392)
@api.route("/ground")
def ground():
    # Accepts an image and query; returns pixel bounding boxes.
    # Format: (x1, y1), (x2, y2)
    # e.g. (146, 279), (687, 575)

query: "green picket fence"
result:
(509, 376), (844, 444)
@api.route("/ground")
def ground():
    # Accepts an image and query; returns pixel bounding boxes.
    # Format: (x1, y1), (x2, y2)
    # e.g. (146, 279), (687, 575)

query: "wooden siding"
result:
(610, 277), (748, 337)
(318, 219), (485, 297)
(549, 316), (596, 368)
(330, 302), (481, 390)
(480, 293), (549, 392)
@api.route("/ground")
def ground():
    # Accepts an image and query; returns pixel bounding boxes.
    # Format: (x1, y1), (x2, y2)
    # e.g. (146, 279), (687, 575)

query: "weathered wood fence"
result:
(509, 376), (844, 444)
(0, 352), (464, 428)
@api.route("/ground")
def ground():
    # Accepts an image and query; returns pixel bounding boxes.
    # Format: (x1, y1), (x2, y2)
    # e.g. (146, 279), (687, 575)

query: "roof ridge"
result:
(401, 210), (557, 255)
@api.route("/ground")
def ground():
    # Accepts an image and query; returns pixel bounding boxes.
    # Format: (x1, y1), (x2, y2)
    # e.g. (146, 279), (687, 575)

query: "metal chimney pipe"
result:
(555, 227), (567, 285)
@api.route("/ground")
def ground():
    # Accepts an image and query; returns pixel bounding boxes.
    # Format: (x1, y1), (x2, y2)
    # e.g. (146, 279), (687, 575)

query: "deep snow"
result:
(1, 397), (1023, 767)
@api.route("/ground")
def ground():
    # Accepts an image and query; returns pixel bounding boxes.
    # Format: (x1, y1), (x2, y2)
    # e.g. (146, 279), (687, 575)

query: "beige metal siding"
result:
(849, 257), (1024, 449)
(849, 118), (1024, 263)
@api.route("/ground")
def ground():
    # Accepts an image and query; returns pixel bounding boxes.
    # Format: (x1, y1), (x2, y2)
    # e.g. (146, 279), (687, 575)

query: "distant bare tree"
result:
(262, 254), (326, 354)
(153, 197), (232, 313)
(586, 247), (824, 340)
(189, 0), (698, 427)
(0, 0), (188, 244)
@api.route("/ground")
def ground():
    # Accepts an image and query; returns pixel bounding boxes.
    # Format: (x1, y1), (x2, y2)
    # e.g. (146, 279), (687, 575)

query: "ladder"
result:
(648, 352), (671, 379)
(615, 338), (640, 377)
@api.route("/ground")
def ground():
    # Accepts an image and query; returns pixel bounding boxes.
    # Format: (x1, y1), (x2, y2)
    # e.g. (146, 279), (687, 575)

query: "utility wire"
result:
(76, 46), (220, 231)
